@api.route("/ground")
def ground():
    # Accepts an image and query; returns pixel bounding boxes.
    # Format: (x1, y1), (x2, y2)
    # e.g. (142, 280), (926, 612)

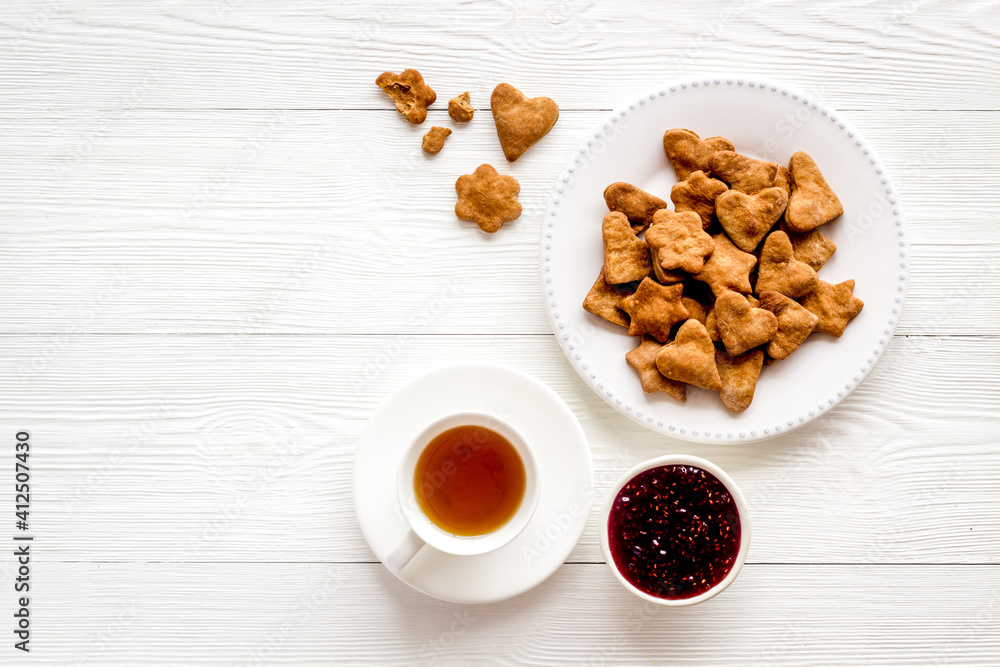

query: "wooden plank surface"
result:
(1, 334), (996, 564)
(0, 0), (998, 111)
(0, 108), (996, 335)
(2, 0), (999, 664)
(3, 562), (997, 666)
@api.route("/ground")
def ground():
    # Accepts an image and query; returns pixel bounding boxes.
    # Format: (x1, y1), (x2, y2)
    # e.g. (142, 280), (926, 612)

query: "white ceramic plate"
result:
(541, 76), (908, 444)
(353, 363), (593, 604)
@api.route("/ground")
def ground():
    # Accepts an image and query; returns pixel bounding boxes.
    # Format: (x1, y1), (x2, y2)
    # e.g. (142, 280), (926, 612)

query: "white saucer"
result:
(353, 363), (593, 604)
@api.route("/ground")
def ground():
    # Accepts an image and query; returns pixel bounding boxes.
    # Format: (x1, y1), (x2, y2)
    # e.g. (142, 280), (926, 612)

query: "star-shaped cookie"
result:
(454, 164), (521, 233)
(625, 337), (686, 402)
(709, 151), (779, 194)
(799, 279), (864, 337)
(618, 278), (689, 343)
(693, 233), (758, 297)
(662, 129), (735, 181)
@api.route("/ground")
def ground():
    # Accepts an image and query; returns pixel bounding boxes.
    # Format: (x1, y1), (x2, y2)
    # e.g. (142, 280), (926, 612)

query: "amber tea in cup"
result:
(413, 424), (526, 536)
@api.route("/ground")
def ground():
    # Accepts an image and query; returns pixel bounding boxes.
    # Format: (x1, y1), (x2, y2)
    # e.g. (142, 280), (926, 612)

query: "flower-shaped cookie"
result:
(670, 170), (729, 229)
(454, 164), (522, 233)
(645, 210), (715, 274)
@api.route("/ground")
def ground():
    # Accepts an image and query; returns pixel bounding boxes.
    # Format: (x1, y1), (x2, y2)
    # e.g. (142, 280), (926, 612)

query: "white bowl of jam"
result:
(599, 455), (751, 606)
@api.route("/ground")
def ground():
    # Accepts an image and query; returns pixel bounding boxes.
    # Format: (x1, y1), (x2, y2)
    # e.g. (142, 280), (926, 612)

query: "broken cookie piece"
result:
(448, 91), (474, 122)
(376, 69), (436, 124)
(421, 126), (452, 155)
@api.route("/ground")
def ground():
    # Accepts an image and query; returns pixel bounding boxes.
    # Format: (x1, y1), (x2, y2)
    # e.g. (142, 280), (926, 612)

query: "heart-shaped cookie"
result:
(714, 290), (778, 356)
(654, 319), (722, 391)
(715, 186), (788, 252)
(662, 129), (735, 181)
(626, 337), (686, 402)
(491, 83), (559, 162)
(758, 290), (818, 360)
(604, 182), (668, 234)
(716, 349), (764, 413)
(786, 151), (843, 232)
(756, 231), (819, 298)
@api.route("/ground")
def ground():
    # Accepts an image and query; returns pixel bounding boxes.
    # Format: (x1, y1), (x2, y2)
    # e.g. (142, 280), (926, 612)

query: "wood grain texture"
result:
(0, 562), (996, 666)
(0, 108), (995, 335)
(2, 2), (999, 665)
(0, 0), (998, 111)
(1, 334), (996, 564)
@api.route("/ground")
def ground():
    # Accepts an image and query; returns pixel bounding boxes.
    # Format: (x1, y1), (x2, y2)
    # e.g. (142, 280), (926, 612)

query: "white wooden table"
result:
(1, 1), (999, 664)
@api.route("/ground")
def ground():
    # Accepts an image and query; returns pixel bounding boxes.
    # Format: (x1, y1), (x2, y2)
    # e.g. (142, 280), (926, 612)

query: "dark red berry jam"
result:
(607, 464), (741, 600)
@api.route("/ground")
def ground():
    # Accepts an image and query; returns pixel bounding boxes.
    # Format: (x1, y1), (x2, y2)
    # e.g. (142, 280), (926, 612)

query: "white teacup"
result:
(384, 411), (540, 573)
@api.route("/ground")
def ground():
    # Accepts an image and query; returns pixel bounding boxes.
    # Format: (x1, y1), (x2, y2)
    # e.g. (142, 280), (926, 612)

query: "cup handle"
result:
(383, 529), (425, 574)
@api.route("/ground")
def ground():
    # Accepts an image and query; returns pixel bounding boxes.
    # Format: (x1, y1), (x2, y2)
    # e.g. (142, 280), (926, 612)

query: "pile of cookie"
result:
(583, 129), (863, 412)
(376, 69), (558, 233)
